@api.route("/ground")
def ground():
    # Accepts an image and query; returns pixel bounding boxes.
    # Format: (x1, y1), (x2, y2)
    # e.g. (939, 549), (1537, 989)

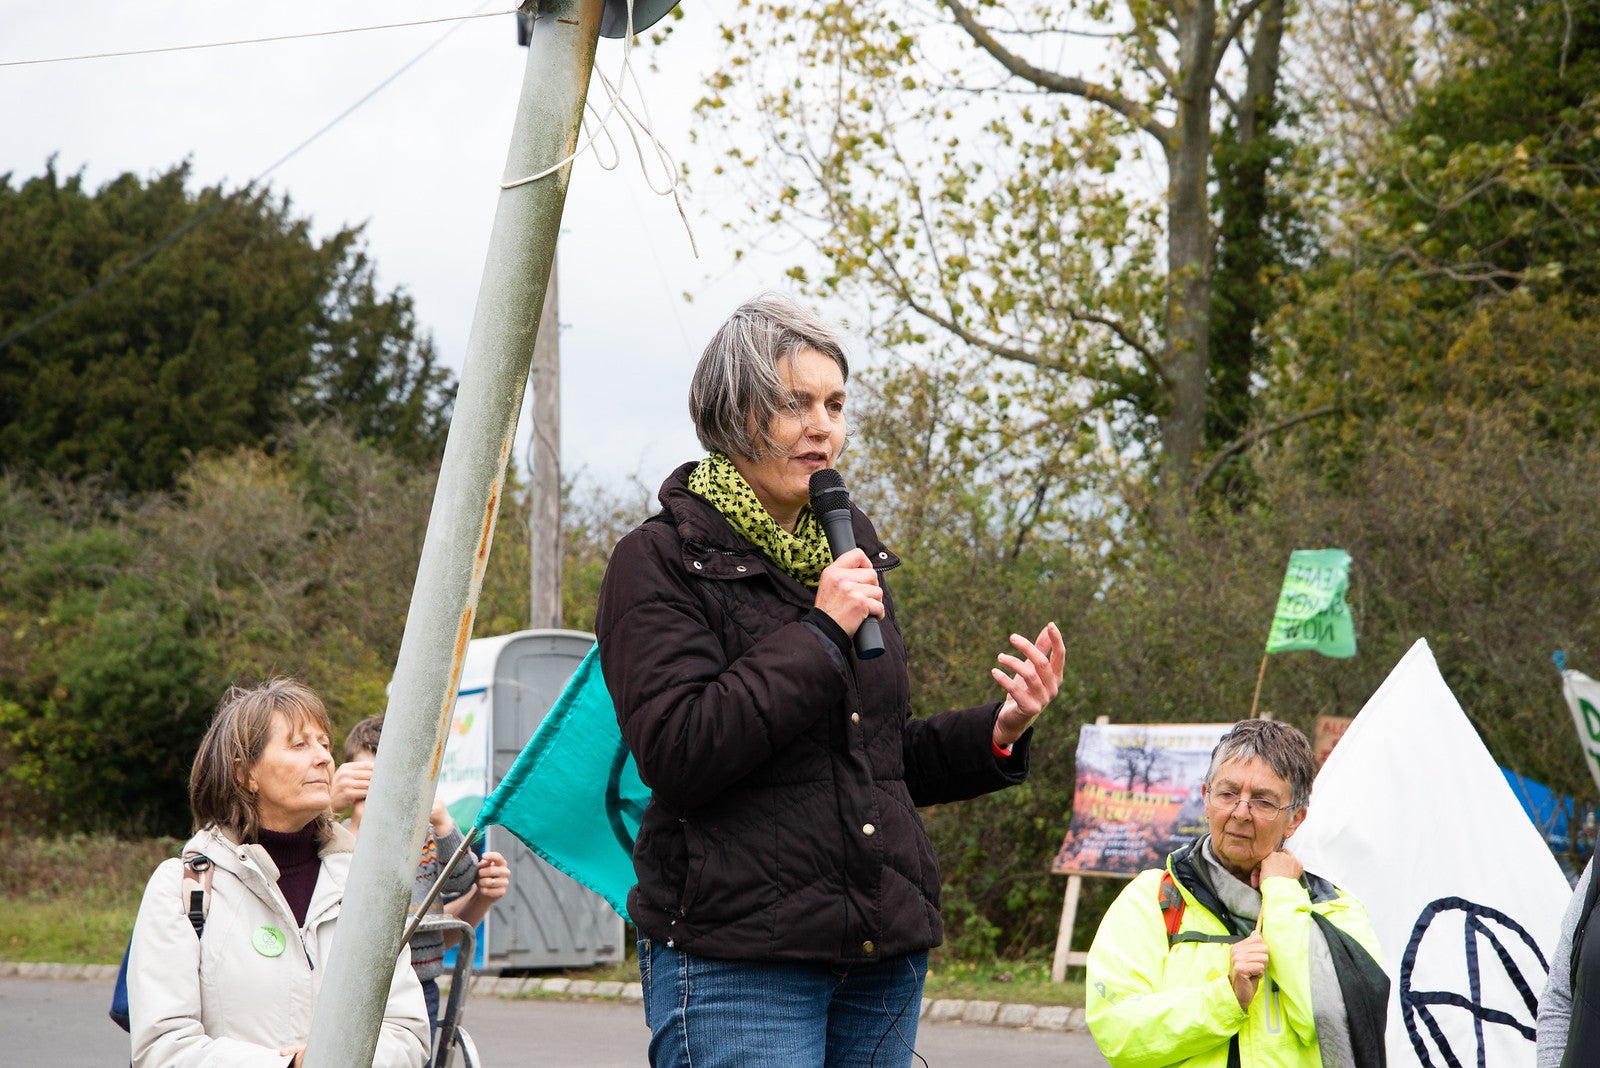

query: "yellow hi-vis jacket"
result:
(1085, 840), (1386, 1068)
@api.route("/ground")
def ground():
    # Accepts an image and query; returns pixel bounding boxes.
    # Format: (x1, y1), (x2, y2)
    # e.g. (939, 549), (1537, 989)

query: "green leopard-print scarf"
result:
(688, 452), (833, 587)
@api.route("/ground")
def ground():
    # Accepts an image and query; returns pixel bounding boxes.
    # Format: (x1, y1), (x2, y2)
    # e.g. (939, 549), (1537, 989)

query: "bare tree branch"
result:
(1071, 310), (1166, 379)
(1385, 246), (1523, 290)
(1211, 0), (1275, 81)
(1215, 81), (1241, 120)
(1132, 25), (1180, 95)
(1191, 405), (1341, 494)
(943, 0), (1175, 149)
(898, 288), (1056, 366)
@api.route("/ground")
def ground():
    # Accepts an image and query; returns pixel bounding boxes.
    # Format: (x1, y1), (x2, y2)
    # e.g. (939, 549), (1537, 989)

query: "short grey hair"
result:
(688, 292), (849, 461)
(1205, 719), (1317, 809)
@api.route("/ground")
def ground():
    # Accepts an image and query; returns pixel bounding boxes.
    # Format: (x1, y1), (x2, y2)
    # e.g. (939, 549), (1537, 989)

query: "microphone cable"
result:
(868, 955), (933, 1068)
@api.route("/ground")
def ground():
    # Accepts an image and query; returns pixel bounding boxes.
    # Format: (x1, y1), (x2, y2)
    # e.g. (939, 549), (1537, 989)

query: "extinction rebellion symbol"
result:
(1399, 896), (1546, 1068)
(605, 742), (648, 853)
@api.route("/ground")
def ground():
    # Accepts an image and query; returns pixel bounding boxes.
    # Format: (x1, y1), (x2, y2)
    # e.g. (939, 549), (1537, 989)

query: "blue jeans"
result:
(421, 977), (439, 1068)
(638, 938), (927, 1068)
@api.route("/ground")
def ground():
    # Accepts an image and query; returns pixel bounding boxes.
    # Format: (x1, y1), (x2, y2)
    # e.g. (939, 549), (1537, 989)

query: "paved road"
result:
(11, 976), (1110, 1066)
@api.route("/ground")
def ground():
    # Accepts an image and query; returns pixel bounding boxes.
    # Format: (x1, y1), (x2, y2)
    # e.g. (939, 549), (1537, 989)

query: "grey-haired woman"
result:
(1086, 719), (1389, 1068)
(596, 292), (1065, 1068)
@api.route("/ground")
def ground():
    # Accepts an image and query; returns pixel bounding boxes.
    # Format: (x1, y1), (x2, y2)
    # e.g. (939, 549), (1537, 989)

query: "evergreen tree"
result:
(0, 162), (455, 493)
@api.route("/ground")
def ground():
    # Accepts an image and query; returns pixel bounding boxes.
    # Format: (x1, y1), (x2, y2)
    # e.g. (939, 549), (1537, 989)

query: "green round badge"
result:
(252, 925), (287, 958)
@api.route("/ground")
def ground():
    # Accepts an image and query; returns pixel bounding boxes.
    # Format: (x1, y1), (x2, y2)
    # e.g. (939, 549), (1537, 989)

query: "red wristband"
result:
(992, 739), (1013, 759)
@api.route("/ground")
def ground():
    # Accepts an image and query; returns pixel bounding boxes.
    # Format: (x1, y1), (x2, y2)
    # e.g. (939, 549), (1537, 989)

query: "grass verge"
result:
(3, 834), (1087, 1009)
(0, 833), (179, 964)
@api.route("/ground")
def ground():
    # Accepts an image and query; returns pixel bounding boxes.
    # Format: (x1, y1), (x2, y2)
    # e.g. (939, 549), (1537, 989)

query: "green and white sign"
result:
(1265, 548), (1356, 659)
(439, 686), (490, 832)
(1562, 668), (1600, 795)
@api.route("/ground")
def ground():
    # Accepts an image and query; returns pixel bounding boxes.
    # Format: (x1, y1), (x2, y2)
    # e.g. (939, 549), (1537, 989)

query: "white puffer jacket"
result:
(129, 822), (429, 1068)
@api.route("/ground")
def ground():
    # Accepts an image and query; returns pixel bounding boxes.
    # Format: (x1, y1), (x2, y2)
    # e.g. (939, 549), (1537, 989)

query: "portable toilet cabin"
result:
(439, 628), (626, 971)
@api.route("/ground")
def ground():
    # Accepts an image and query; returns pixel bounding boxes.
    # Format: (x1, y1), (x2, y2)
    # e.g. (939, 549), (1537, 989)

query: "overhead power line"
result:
(0, 3), (500, 352)
(0, 8), (517, 68)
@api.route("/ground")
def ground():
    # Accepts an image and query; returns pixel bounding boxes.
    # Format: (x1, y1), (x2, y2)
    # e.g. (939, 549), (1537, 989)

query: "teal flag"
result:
(1264, 548), (1357, 658)
(473, 645), (648, 921)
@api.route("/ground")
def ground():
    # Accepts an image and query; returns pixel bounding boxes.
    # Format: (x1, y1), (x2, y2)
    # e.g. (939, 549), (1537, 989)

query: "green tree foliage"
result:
(698, 0), (1303, 494)
(1368, 0), (1600, 299)
(305, 253), (456, 466)
(0, 426), (658, 835)
(1261, 0), (1600, 468)
(1207, 98), (1322, 483)
(0, 425), (436, 834)
(0, 162), (455, 493)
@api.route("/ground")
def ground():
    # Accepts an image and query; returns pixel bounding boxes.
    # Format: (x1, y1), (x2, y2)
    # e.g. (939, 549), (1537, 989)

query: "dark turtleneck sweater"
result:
(257, 823), (321, 927)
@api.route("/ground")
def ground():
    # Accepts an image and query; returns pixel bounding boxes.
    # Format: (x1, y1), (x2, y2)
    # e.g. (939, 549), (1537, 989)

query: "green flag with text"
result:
(1265, 548), (1356, 658)
(473, 645), (648, 921)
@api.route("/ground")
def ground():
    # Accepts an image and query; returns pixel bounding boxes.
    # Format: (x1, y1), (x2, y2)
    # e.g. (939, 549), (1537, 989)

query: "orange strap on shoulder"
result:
(1158, 871), (1186, 941)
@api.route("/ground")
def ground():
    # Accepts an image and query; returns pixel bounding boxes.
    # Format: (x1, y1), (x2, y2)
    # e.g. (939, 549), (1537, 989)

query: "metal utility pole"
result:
(301, 2), (602, 1063)
(529, 258), (562, 629)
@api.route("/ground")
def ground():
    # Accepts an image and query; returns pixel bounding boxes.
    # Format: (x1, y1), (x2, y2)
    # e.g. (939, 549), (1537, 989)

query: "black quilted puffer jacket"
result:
(596, 462), (1031, 966)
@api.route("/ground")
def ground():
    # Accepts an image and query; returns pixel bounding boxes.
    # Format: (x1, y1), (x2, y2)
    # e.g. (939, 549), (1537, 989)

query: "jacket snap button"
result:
(862, 940), (875, 953)
(693, 561), (703, 570)
(851, 712), (860, 724)
(736, 565), (747, 572)
(862, 823), (875, 837)
(877, 551), (888, 560)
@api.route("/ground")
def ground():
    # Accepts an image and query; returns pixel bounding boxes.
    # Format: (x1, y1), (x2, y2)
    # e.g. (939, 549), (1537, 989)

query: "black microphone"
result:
(808, 469), (885, 660)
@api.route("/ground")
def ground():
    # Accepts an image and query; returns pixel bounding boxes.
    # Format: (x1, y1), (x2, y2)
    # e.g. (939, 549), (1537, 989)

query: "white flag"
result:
(1293, 638), (1571, 1068)
(1561, 668), (1600, 796)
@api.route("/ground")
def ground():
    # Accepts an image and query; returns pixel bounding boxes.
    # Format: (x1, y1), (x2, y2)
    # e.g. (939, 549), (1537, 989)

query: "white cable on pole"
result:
(499, 0), (699, 256)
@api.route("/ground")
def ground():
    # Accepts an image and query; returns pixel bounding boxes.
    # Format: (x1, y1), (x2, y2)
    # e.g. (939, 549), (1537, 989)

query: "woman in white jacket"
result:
(128, 678), (429, 1068)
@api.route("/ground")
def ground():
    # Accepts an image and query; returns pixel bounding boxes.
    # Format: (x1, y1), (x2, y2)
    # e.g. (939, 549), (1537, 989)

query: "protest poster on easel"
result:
(1049, 719), (1231, 981)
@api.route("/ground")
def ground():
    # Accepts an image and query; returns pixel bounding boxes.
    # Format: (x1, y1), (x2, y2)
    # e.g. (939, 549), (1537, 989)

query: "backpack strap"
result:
(1159, 871), (1186, 943)
(1159, 869), (1248, 948)
(181, 852), (214, 937)
(112, 852), (215, 1035)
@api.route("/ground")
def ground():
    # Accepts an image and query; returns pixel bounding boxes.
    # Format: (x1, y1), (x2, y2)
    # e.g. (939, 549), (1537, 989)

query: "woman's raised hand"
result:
(991, 622), (1065, 749)
(813, 548), (884, 637)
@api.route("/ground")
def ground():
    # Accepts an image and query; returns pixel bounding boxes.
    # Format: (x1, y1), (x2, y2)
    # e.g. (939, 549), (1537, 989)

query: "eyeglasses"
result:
(1208, 789), (1296, 821)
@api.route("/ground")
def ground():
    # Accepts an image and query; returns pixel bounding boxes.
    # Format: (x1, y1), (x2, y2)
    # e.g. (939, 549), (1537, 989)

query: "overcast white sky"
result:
(3, 0), (816, 492)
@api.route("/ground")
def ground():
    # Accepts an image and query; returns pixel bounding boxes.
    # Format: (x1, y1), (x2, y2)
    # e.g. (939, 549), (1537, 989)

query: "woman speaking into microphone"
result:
(595, 292), (1065, 1068)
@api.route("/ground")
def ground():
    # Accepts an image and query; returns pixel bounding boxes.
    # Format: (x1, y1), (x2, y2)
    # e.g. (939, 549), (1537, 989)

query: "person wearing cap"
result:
(595, 292), (1065, 1068)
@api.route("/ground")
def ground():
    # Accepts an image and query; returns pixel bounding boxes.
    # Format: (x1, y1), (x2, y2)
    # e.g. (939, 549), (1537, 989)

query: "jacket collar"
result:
(1167, 837), (1242, 934)
(187, 821), (355, 930)
(1167, 834), (1341, 925)
(189, 820), (354, 867)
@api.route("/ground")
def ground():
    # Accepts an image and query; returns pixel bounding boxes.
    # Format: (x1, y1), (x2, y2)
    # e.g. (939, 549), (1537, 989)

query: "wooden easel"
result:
(1050, 714), (1110, 982)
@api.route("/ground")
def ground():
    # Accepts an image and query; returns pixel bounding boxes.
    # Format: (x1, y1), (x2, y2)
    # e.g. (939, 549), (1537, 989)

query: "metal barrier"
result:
(415, 916), (481, 1068)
